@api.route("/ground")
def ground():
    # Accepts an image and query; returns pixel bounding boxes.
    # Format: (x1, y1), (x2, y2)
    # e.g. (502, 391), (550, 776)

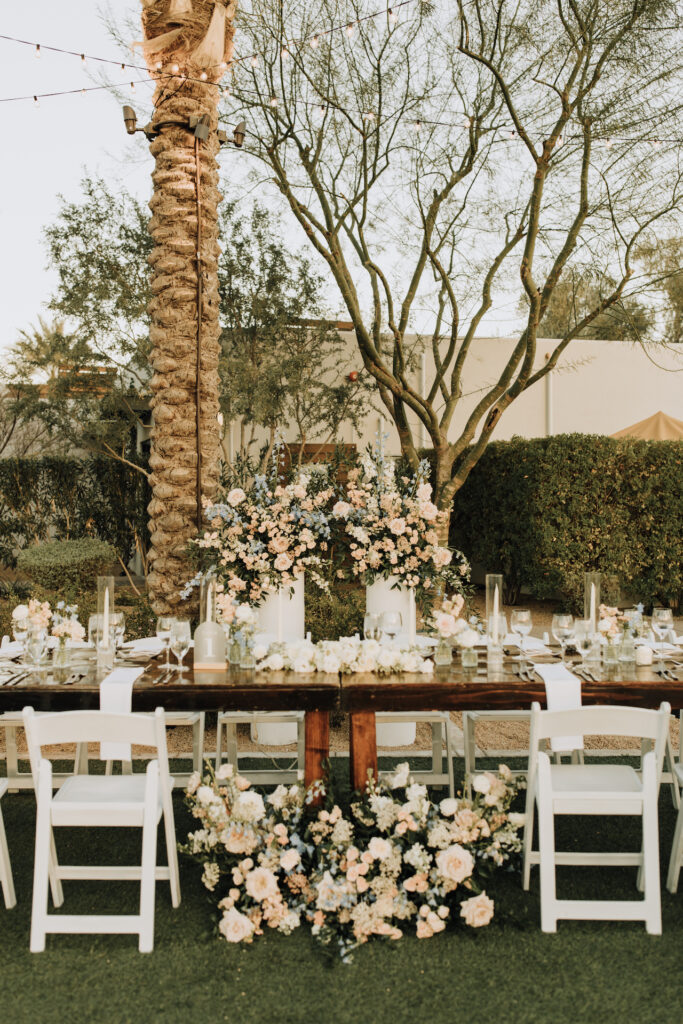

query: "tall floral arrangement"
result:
(185, 453), (334, 605)
(181, 763), (523, 962)
(332, 446), (469, 606)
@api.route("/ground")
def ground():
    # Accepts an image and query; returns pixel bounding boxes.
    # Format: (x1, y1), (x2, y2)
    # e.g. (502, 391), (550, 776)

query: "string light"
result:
(363, 110), (375, 121)
(200, 70), (208, 80)
(130, 81), (135, 92)
(251, 55), (259, 67)
(80, 53), (86, 64)
(388, 8), (398, 23)
(155, 60), (163, 71)
(310, 35), (320, 48)
(171, 63), (179, 74)
(413, 119), (422, 131)
(346, 23), (355, 37)
(220, 60), (228, 70)
(282, 47), (290, 60)
(605, 137), (613, 148)
(269, 95), (278, 107)
(120, 63), (125, 72)
(652, 138), (661, 148)
(34, 44), (40, 58)
(33, 95), (39, 107)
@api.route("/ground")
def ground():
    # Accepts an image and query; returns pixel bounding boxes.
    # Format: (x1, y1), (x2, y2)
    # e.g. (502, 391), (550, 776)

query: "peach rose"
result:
(219, 907), (255, 943)
(460, 892), (494, 928)
(435, 844), (474, 885)
(245, 866), (279, 902)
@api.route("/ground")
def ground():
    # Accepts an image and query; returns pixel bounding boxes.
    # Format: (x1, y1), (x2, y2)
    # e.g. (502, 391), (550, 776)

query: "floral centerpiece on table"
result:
(598, 603), (628, 640)
(180, 762), (523, 962)
(184, 454), (334, 606)
(12, 599), (52, 633)
(256, 636), (434, 676)
(331, 446), (469, 610)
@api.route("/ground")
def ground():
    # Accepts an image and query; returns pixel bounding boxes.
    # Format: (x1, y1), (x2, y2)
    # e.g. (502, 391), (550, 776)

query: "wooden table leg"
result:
(304, 710), (329, 799)
(349, 711), (378, 792)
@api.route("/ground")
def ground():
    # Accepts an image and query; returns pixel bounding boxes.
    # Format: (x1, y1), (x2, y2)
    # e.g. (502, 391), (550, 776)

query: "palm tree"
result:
(139, 0), (236, 613)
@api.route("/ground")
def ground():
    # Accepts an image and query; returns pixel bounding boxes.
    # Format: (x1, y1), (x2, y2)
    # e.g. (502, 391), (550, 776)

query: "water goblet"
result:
(156, 615), (175, 669)
(363, 613), (381, 641)
(552, 613), (575, 663)
(12, 616), (29, 654)
(510, 608), (532, 666)
(380, 611), (402, 643)
(170, 619), (191, 677)
(574, 619), (596, 666)
(111, 612), (126, 651)
(652, 607), (674, 671)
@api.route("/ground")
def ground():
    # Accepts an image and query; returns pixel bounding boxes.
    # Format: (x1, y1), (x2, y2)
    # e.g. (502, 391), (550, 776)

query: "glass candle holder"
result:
(460, 647), (478, 670)
(97, 576), (115, 654)
(584, 572), (601, 635)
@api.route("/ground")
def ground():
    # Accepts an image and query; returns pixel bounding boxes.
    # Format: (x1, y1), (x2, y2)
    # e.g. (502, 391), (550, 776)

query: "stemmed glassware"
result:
(111, 612), (126, 651)
(170, 619), (191, 677)
(363, 613), (381, 641)
(574, 619), (596, 669)
(551, 613), (575, 663)
(380, 611), (402, 643)
(156, 616), (175, 670)
(12, 615), (29, 655)
(510, 608), (532, 665)
(652, 607), (674, 671)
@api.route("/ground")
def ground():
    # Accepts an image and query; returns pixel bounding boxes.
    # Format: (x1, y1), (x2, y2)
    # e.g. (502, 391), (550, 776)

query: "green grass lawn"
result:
(0, 756), (681, 1024)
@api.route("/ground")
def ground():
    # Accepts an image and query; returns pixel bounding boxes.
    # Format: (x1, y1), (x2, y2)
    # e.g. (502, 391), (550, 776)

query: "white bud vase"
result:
(366, 577), (417, 747)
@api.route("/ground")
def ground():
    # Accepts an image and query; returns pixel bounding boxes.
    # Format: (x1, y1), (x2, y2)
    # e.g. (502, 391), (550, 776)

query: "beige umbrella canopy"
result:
(611, 411), (683, 440)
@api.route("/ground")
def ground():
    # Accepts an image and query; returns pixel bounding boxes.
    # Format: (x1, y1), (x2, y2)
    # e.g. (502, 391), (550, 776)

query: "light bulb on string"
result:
(35, 44), (41, 58)
(363, 110), (375, 122)
(413, 119), (422, 132)
(81, 88), (86, 98)
(155, 60), (163, 71)
(251, 55), (259, 67)
(33, 95), (39, 107)
(200, 71), (208, 80)
(80, 53), (86, 65)
(120, 63), (125, 72)
(346, 23), (355, 38)
(463, 116), (472, 129)
(605, 137), (612, 148)
(269, 95), (278, 107)
(130, 82), (135, 92)
(652, 138), (661, 149)
(556, 134), (564, 147)
(310, 35), (320, 48)
(171, 63), (179, 74)
(220, 60), (228, 70)
(508, 129), (516, 139)
(388, 8), (398, 24)
(282, 47), (290, 60)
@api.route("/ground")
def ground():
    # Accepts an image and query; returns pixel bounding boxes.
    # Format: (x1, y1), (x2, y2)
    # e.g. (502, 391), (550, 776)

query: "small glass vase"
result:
(603, 638), (620, 667)
(25, 627), (47, 667)
(619, 633), (636, 666)
(52, 639), (70, 682)
(229, 638), (242, 666)
(434, 639), (452, 666)
(239, 633), (256, 669)
(460, 647), (478, 670)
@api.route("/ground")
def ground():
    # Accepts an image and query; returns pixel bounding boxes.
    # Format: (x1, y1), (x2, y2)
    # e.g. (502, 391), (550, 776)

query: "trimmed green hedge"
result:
(0, 456), (149, 570)
(17, 538), (117, 595)
(449, 434), (683, 611)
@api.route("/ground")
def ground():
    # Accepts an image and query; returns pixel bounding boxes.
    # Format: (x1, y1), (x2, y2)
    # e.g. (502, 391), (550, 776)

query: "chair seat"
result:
(52, 773), (174, 826)
(550, 763), (641, 795)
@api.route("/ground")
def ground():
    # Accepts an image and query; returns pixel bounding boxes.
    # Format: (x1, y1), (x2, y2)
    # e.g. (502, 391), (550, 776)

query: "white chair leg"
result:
(6, 725), (20, 792)
(641, 758), (662, 935)
(138, 764), (159, 953)
(75, 742), (89, 776)
(537, 758), (557, 933)
(214, 716), (224, 772)
(666, 801), (683, 893)
(0, 802), (16, 909)
(463, 714), (475, 798)
(444, 721), (455, 799)
(48, 829), (64, 907)
(664, 734), (680, 809)
(122, 760), (133, 776)
(225, 723), (239, 772)
(192, 714), (205, 774)
(162, 796), (181, 909)
(522, 781), (536, 891)
(297, 718), (306, 778)
(105, 760), (113, 776)
(30, 764), (53, 952)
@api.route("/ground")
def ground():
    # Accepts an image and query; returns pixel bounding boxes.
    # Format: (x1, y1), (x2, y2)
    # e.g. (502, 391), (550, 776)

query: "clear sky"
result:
(0, 1), (524, 355)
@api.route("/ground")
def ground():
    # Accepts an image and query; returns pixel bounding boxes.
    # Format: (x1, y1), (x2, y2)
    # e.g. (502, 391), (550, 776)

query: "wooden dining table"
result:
(0, 654), (340, 791)
(1, 653), (682, 793)
(341, 660), (683, 790)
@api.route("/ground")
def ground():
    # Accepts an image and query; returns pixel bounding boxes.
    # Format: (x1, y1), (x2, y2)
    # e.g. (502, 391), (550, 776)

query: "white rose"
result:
(233, 790), (265, 823)
(12, 604), (29, 621)
(216, 763), (234, 781)
(245, 866), (278, 902)
(196, 785), (217, 806)
(227, 488), (246, 507)
(253, 643), (268, 661)
(332, 500), (352, 518)
(368, 836), (392, 861)
(265, 652), (285, 671)
(389, 762), (410, 789)
(508, 812), (526, 829)
(321, 652), (341, 674)
(435, 844), (474, 885)
(280, 848), (300, 872)
(292, 657), (315, 674)
(418, 658), (434, 674)
(186, 771), (201, 794)
(377, 648), (397, 670)
(458, 628), (479, 649)
(406, 783), (428, 802)
(472, 773), (492, 795)
(460, 892), (494, 928)
(219, 907), (255, 943)
(439, 797), (459, 816)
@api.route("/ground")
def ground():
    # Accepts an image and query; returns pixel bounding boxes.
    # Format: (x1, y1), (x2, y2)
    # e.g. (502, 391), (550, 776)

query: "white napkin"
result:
(0, 640), (23, 659)
(534, 663), (584, 753)
(633, 638), (680, 655)
(99, 667), (144, 761)
(503, 634), (551, 653)
(121, 637), (164, 656)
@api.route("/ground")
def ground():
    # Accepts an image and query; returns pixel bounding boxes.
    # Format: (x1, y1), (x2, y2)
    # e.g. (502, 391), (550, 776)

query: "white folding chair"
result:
(215, 711), (305, 785)
(23, 706), (180, 953)
(522, 701), (670, 935)
(0, 779), (16, 909)
(104, 711), (205, 787)
(666, 762), (683, 893)
(377, 712), (455, 795)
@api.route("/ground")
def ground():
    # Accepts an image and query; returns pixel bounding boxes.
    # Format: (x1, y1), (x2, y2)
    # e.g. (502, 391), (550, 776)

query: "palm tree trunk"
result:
(140, 1), (235, 613)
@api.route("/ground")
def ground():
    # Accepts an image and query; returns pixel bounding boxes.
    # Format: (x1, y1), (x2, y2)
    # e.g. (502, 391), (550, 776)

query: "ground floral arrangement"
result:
(180, 763), (524, 962)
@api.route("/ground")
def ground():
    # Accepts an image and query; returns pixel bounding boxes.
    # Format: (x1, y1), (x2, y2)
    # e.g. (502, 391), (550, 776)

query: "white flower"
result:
(269, 785), (288, 809)
(216, 763), (234, 780)
(196, 785), (218, 806)
(433, 611), (459, 638)
(253, 643), (268, 661)
(233, 790), (265, 823)
(280, 848), (300, 872)
(439, 797), (459, 816)
(186, 771), (201, 794)
(219, 907), (255, 943)
(368, 836), (392, 861)
(202, 862), (220, 891)
(11, 604), (29, 621)
(245, 866), (279, 902)
(264, 652), (285, 671)
(508, 812), (526, 829)
(292, 657), (314, 674)
(235, 604), (258, 625)
(388, 762), (410, 789)
(457, 628), (479, 649)
(377, 648), (398, 670)
(321, 652), (341, 674)
(389, 517), (407, 535)
(227, 488), (246, 507)
(472, 773), (492, 795)
(435, 844), (474, 885)
(406, 783), (428, 802)
(460, 891), (494, 928)
(332, 500), (352, 518)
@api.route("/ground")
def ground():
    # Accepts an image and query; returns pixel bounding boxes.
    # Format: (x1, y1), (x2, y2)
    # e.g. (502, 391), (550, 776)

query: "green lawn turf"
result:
(0, 755), (681, 1024)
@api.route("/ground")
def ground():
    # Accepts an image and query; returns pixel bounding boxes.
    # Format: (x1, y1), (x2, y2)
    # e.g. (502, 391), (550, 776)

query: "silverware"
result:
(5, 670), (30, 687)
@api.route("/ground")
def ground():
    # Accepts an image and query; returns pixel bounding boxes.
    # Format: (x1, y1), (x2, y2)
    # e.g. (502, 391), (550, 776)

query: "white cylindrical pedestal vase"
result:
(366, 577), (417, 747)
(252, 577), (305, 746)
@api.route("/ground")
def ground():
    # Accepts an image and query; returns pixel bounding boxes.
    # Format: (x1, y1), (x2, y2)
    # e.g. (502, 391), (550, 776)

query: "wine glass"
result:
(510, 608), (532, 664)
(111, 612), (126, 651)
(12, 615), (29, 653)
(156, 615), (175, 669)
(552, 613), (575, 663)
(380, 611), (402, 643)
(363, 613), (381, 641)
(170, 619), (191, 677)
(652, 607), (674, 671)
(574, 619), (597, 667)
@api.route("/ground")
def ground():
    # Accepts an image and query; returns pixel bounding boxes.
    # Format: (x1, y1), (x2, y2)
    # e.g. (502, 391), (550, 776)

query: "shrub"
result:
(17, 538), (118, 596)
(449, 434), (683, 612)
(305, 585), (366, 643)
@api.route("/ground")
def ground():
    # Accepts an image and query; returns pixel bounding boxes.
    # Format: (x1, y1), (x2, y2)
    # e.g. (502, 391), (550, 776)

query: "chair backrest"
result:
(22, 706), (171, 784)
(528, 701), (671, 795)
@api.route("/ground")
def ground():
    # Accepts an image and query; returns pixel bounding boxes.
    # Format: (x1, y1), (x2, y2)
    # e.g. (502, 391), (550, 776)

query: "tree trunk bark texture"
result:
(140, 1), (235, 614)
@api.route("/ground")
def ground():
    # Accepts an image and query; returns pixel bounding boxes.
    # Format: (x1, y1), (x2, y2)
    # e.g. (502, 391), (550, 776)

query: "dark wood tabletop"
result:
(0, 654), (341, 714)
(340, 660), (683, 712)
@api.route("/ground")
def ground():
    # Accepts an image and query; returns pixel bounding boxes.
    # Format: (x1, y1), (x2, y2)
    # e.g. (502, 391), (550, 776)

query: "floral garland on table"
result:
(184, 458), (334, 606)
(331, 446), (470, 610)
(180, 763), (524, 962)
(256, 636), (435, 676)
